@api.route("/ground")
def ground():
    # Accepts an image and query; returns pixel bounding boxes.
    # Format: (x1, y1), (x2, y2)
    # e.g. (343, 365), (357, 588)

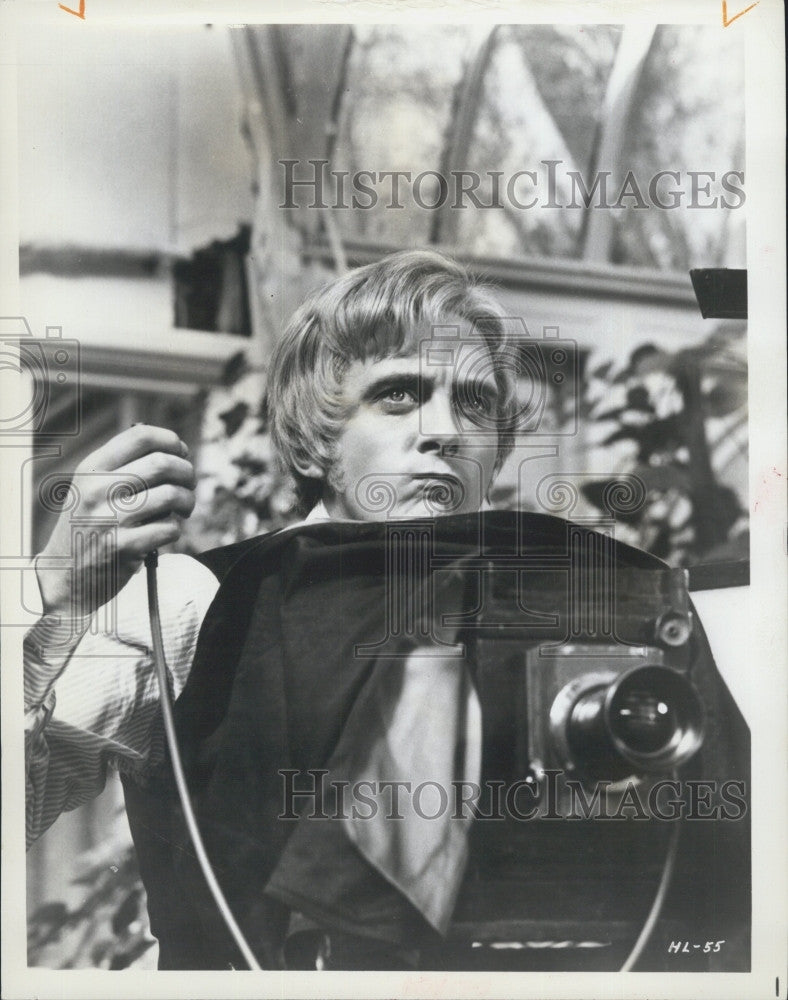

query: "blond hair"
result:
(268, 249), (518, 511)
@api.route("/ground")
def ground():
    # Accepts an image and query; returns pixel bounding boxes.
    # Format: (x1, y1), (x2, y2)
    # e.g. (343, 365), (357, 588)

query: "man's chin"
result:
(324, 482), (482, 521)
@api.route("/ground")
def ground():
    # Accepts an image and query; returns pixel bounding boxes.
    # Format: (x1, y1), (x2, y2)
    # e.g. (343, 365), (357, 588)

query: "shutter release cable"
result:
(144, 550), (261, 970)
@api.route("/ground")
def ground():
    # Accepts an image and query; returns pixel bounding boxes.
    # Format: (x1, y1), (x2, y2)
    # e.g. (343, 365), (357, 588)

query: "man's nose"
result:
(417, 389), (462, 455)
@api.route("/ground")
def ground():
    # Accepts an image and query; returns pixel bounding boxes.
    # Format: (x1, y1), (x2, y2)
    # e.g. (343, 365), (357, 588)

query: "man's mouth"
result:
(411, 473), (465, 511)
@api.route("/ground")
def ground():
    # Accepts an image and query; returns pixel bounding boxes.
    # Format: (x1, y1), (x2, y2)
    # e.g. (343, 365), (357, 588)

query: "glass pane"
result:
(332, 26), (486, 246)
(613, 25), (746, 270)
(516, 26), (623, 175)
(455, 25), (621, 258)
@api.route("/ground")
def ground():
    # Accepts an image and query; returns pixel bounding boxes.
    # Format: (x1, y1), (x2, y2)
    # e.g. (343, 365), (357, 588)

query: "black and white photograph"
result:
(1, 2), (785, 998)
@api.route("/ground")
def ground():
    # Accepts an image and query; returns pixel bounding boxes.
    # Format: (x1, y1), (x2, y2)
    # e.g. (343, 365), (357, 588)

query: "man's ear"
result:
(292, 456), (324, 481)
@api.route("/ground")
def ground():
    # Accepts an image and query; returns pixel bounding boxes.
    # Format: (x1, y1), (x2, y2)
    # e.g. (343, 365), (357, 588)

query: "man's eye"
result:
(380, 387), (417, 406)
(463, 393), (492, 413)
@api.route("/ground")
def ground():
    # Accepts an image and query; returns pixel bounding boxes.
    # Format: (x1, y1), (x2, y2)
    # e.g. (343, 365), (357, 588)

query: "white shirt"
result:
(24, 504), (334, 846)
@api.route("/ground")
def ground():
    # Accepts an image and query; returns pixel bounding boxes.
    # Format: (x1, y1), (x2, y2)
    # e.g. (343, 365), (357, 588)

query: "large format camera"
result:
(408, 515), (750, 972)
(139, 512), (749, 973)
(480, 564), (704, 794)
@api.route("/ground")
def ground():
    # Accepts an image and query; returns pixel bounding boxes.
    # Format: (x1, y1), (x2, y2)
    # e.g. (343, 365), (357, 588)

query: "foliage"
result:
(28, 821), (154, 970)
(179, 355), (300, 553)
(583, 322), (748, 565)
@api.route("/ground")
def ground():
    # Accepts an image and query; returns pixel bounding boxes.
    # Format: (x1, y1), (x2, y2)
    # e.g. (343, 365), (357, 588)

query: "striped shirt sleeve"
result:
(24, 553), (220, 847)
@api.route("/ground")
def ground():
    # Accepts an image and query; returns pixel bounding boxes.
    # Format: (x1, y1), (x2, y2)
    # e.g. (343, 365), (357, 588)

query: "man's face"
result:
(322, 336), (501, 521)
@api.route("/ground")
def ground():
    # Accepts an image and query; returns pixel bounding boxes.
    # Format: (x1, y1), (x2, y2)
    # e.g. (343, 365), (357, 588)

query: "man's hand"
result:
(35, 425), (196, 619)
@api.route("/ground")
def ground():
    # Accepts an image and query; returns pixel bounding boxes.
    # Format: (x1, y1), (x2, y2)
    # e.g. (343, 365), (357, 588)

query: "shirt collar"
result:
(301, 499), (491, 525)
(304, 500), (334, 523)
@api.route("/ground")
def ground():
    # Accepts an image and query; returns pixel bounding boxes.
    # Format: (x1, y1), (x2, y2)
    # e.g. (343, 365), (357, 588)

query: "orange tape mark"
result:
(722, 0), (759, 26)
(58, 0), (85, 18)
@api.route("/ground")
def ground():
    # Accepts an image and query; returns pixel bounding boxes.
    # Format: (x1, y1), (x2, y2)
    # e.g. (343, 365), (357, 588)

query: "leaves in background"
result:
(28, 842), (155, 970)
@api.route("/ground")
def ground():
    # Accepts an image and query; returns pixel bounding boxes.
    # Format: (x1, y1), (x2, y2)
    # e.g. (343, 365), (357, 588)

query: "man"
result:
(25, 250), (748, 971)
(25, 250), (518, 964)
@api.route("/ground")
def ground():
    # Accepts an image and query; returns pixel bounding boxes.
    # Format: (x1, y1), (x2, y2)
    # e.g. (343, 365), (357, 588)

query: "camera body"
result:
(425, 533), (750, 972)
(463, 547), (701, 801)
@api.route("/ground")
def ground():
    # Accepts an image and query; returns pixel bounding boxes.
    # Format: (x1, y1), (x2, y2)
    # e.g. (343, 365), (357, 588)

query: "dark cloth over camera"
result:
(120, 512), (749, 971)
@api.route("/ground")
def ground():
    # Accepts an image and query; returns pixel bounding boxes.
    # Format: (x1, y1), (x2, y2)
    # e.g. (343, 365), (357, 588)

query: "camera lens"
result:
(560, 665), (704, 778)
(609, 686), (678, 754)
(606, 666), (703, 766)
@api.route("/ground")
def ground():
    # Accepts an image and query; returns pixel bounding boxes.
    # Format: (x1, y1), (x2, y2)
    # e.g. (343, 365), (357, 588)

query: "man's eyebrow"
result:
(358, 369), (498, 404)
(454, 374), (500, 400)
(360, 371), (434, 400)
